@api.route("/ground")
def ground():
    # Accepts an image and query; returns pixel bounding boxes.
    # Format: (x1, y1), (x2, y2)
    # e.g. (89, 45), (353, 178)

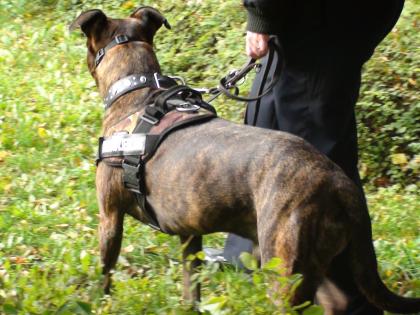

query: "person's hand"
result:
(246, 31), (270, 59)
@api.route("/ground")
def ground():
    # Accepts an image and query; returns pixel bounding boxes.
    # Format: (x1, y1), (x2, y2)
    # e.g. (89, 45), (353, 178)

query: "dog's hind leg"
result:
(260, 237), (323, 308)
(180, 235), (202, 308)
(258, 201), (347, 310)
(98, 203), (125, 294)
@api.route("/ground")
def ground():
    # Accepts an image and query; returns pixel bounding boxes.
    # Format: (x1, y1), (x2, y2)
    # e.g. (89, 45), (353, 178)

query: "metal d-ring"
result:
(176, 103), (200, 112)
(169, 75), (186, 85)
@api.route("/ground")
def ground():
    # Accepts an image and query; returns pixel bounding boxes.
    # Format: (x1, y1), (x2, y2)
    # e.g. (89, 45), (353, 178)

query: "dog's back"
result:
(145, 118), (342, 236)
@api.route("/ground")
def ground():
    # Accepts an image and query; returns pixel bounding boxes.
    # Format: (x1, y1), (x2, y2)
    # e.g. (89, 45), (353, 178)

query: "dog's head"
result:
(70, 7), (170, 90)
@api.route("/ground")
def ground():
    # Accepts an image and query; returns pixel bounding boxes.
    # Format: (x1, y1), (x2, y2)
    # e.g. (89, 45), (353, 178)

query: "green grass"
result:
(0, 1), (419, 314)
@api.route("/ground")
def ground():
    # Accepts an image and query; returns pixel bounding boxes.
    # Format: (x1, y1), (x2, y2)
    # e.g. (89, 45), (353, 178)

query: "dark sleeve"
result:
(243, 0), (286, 34)
(243, 1), (323, 35)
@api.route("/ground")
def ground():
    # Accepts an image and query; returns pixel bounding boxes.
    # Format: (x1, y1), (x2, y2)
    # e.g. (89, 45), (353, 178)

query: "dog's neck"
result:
(101, 89), (153, 130)
(94, 42), (161, 130)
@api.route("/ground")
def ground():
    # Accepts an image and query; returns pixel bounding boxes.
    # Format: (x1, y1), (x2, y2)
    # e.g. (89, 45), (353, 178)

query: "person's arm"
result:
(243, 0), (278, 34)
(243, 0), (281, 58)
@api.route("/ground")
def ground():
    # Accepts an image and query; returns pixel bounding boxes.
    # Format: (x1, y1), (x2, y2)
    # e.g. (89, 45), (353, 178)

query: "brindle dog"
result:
(70, 7), (420, 314)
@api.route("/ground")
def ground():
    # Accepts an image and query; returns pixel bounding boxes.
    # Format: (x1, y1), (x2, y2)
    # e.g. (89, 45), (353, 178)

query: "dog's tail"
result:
(348, 197), (420, 314)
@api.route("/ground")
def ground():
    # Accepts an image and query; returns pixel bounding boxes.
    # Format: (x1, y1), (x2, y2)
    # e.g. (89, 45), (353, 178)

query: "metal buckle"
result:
(167, 99), (200, 112)
(122, 160), (141, 194)
(95, 48), (105, 66)
(115, 35), (129, 44)
(176, 104), (200, 112)
(141, 113), (160, 125)
(153, 73), (161, 89)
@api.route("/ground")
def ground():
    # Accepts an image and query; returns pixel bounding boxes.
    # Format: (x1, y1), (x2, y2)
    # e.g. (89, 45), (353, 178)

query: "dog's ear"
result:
(69, 9), (108, 38)
(130, 6), (171, 44)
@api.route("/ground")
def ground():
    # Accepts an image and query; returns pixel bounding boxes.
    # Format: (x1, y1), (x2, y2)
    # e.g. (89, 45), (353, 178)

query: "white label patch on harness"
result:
(102, 133), (146, 156)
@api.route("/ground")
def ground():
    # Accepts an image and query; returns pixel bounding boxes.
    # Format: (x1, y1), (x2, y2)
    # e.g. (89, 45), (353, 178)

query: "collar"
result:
(103, 73), (178, 110)
(95, 35), (131, 68)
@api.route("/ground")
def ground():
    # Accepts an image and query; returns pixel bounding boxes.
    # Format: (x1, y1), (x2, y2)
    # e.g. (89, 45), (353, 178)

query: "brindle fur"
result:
(70, 7), (420, 314)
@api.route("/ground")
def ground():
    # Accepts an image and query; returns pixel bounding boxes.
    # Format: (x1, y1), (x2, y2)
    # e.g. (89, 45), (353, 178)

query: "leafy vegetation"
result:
(357, 2), (419, 187)
(0, 0), (418, 314)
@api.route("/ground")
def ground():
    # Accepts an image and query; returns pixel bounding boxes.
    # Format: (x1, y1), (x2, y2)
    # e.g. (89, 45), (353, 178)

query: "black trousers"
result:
(224, 1), (404, 314)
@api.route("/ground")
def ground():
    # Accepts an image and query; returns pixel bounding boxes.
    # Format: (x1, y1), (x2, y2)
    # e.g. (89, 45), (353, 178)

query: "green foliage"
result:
(0, 0), (418, 314)
(357, 1), (420, 187)
(368, 186), (420, 296)
(196, 255), (324, 315)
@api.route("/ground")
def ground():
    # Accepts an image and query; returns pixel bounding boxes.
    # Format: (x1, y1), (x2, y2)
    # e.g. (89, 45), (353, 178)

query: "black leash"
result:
(205, 37), (283, 103)
(96, 34), (282, 109)
(250, 40), (277, 126)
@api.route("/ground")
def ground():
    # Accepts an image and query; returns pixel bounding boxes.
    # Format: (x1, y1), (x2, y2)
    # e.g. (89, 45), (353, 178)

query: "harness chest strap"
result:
(98, 133), (160, 160)
(97, 102), (215, 163)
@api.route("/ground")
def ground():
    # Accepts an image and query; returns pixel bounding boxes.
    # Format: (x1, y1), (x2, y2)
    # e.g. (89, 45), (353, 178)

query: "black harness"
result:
(96, 37), (217, 231)
(97, 85), (217, 231)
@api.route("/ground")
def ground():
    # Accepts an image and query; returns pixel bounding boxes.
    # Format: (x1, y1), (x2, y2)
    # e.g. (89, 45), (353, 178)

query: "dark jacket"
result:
(243, 0), (404, 43)
(243, 0), (323, 35)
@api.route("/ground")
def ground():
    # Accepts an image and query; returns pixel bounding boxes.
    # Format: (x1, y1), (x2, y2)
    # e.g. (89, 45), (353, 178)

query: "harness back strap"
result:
(133, 85), (215, 133)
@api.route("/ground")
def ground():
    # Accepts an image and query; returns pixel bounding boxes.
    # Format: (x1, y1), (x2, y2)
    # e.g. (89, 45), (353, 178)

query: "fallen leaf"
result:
(123, 244), (135, 253)
(38, 127), (47, 138)
(10, 256), (28, 264)
(67, 231), (78, 239)
(391, 153), (408, 165)
(56, 224), (70, 228)
(122, 1), (135, 9)
(0, 151), (10, 162)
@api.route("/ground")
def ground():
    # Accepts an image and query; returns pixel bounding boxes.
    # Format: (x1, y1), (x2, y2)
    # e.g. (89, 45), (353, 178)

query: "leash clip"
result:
(207, 37), (283, 103)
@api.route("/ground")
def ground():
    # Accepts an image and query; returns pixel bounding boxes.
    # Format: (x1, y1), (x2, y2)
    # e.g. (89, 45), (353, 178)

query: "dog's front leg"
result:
(98, 204), (125, 294)
(180, 235), (202, 308)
